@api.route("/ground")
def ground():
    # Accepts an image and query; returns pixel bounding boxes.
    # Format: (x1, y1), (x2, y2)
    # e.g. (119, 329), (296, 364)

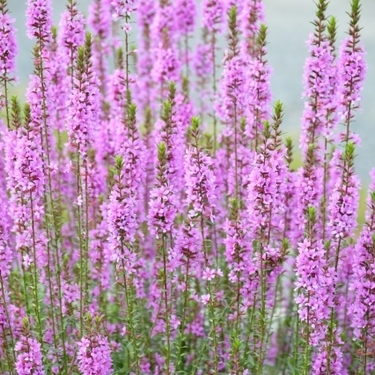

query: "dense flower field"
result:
(0, 0), (372, 373)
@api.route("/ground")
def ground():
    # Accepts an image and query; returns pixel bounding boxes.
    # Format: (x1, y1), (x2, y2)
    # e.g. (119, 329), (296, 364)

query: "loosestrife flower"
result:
(153, 85), (185, 204)
(15, 328), (45, 375)
(0, 3), (17, 79)
(201, 294), (210, 305)
(0, 0), (373, 373)
(218, 54), (248, 125)
(149, 142), (177, 235)
(300, 35), (338, 155)
(323, 6), (365, 370)
(245, 111), (288, 367)
(0, 187), (11, 282)
(137, 0), (154, 30)
(175, 220), (201, 270)
(295, 235), (335, 345)
(175, 117), (217, 317)
(89, 0), (112, 98)
(328, 168), (360, 240)
(184, 145), (216, 220)
(338, 37), (366, 122)
(107, 104), (145, 270)
(88, 218), (111, 302)
(240, 0), (265, 56)
(77, 334), (113, 375)
(174, 0), (196, 37)
(58, 2), (85, 64)
(26, 0), (53, 42)
(150, 2), (181, 89)
(89, 0), (112, 40)
(297, 5), (338, 241)
(47, 30), (70, 133)
(135, 0), (155, 113)
(67, 40), (99, 159)
(202, 0), (224, 32)
(350, 169), (375, 371)
(224, 200), (252, 287)
(5, 104), (45, 270)
(105, 68), (128, 159)
(193, 43), (212, 79)
(244, 29), (272, 143)
(111, 0), (136, 21)
(247, 122), (287, 243)
(151, 47), (180, 88)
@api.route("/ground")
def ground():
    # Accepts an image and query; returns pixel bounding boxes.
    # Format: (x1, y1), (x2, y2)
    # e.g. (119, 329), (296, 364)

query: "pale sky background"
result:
(7, 0), (375, 183)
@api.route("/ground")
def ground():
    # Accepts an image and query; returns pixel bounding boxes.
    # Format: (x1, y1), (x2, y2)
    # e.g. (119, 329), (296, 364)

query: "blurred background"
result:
(7, 0), (375, 184)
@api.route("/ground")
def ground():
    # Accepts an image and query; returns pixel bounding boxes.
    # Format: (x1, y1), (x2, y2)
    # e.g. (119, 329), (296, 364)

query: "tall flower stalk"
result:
(67, 34), (98, 338)
(326, 1), (366, 372)
(149, 141), (177, 375)
(107, 101), (144, 373)
(0, 0), (373, 373)
(0, 0), (17, 128)
(350, 169), (375, 373)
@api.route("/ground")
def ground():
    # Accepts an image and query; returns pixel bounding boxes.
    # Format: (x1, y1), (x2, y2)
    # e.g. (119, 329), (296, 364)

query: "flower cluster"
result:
(0, 4), (17, 78)
(15, 336), (45, 375)
(26, 0), (53, 42)
(0, 0), (372, 374)
(78, 334), (113, 375)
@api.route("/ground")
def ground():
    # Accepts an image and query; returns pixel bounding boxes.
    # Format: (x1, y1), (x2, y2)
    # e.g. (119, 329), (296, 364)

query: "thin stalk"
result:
(233, 99), (239, 201)
(76, 153), (85, 338)
(50, 137), (68, 372)
(3, 77), (10, 129)
(257, 160), (274, 373)
(0, 328), (14, 374)
(184, 33), (190, 97)
(211, 32), (217, 153)
(201, 216), (218, 374)
(257, 244), (266, 375)
(326, 237), (342, 373)
(293, 316), (300, 373)
(37, 35), (68, 372)
(121, 258), (140, 374)
(30, 195), (44, 349)
(0, 274), (15, 373)
(303, 303), (311, 375)
(265, 275), (281, 353)
(176, 257), (190, 370)
(161, 235), (171, 375)
(84, 163), (90, 308)
(362, 318), (368, 374)
(327, 100), (353, 373)
(244, 297), (257, 368)
(322, 137), (329, 244)
(21, 261), (30, 315)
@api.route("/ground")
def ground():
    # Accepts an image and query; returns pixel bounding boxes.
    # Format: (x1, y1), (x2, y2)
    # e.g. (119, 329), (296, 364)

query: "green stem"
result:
(162, 235), (171, 375)
(3, 75), (10, 129)
(176, 257), (190, 370)
(211, 32), (217, 153)
(38, 36), (68, 372)
(121, 259), (140, 374)
(30, 194), (44, 349)
(76, 153), (85, 338)
(257, 245), (266, 374)
(0, 274), (15, 374)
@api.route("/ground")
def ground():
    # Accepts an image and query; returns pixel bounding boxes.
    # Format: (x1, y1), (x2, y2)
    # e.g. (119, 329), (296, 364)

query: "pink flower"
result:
(201, 294), (210, 305)
(26, 0), (52, 42)
(202, 267), (216, 281)
(15, 336), (45, 375)
(77, 334), (113, 375)
(202, 0), (223, 32)
(0, 10), (17, 79)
